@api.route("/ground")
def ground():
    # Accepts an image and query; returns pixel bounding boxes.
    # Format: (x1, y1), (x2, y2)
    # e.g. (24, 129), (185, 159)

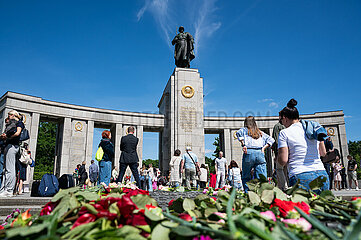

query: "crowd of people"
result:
(1, 103), (360, 196)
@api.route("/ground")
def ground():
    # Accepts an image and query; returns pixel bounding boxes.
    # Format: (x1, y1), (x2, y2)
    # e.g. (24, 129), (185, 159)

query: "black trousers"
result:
(117, 162), (141, 188)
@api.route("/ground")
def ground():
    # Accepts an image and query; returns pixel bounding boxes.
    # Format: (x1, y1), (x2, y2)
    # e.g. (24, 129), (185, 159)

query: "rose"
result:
(282, 218), (312, 232)
(271, 199), (310, 218)
(168, 200), (174, 207)
(117, 195), (138, 218)
(126, 212), (149, 226)
(179, 213), (193, 221)
(260, 211), (276, 222)
(40, 201), (58, 216)
(72, 213), (96, 229)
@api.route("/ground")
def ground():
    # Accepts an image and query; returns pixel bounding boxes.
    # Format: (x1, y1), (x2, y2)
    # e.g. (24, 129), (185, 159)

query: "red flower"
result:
(72, 213), (96, 229)
(168, 200), (174, 207)
(40, 201), (58, 216)
(145, 204), (157, 210)
(0, 225), (4, 230)
(179, 213), (193, 221)
(271, 199), (310, 218)
(96, 211), (118, 220)
(126, 212), (148, 226)
(352, 197), (361, 201)
(117, 195), (138, 218)
(211, 197), (217, 201)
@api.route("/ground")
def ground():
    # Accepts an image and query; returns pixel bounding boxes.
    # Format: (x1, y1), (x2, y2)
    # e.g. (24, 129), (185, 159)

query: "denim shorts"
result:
(289, 170), (329, 194)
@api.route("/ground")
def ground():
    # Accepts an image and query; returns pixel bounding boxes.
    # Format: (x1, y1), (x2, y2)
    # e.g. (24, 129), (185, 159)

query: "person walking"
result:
(278, 99), (329, 193)
(116, 126), (141, 188)
(347, 155), (359, 190)
(89, 160), (99, 186)
(78, 161), (88, 187)
(147, 164), (155, 191)
(272, 114), (288, 191)
(169, 149), (182, 187)
(228, 160), (243, 190)
(139, 165), (147, 190)
(199, 164), (208, 189)
(0, 110), (24, 197)
(181, 146), (199, 190)
(215, 151), (227, 189)
(236, 116), (275, 192)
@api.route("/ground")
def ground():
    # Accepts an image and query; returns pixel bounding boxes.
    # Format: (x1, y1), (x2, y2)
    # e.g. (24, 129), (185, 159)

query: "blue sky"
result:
(1, 1), (360, 160)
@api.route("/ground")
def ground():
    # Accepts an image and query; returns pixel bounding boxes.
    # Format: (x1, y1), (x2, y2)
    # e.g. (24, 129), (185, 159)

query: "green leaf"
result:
(259, 182), (274, 195)
(109, 202), (119, 215)
(291, 194), (308, 203)
(194, 194), (210, 205)
(171, 198), (184, 213)
(176, 186), (185, 192)
(131, 194), (158, 209)
(200, 201), (208, 209)
(261, 189), (274, 204)
(172, 226), (200, 237)
(6, 223), (48, 238)
(308, 176), (326, 190)
(75, 191), (99, 201)
(344, 210), (361, 240)
(294, 206), (338, 240)
(248, 191), (261, 205)
(273, 187), (288, 201)
(151, 223), (171, 240)
(62, 221), (98, 239)
(183, 198), (196, 212)
(204, 207), (218, 218)
(275, 222), (301, 240)
(144, 208), (163, 222)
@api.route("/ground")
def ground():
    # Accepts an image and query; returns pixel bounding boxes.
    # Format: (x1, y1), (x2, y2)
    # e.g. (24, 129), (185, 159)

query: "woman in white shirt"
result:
(169, 149), (182, 187)
(236, 116), (275, 192)
(199, 164), (208, 189)
(278, 99), (329, 193)
(229, 160), (243, 190)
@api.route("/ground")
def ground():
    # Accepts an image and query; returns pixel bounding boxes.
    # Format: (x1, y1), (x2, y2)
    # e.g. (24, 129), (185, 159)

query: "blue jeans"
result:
(289, 170), (329, 194)
(99, 160), (112, 186)
(148, 175), (153, 192)
(0, 153), (4, 188)
(242, 149), (267, 192)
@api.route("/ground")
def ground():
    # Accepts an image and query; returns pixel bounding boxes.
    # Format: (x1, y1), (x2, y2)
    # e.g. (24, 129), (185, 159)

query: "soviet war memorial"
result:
(1, 1), (361, 240)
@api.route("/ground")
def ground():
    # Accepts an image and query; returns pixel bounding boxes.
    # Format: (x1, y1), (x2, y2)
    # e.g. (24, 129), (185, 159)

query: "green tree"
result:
(34, 122), (57, 180)
(348, 140), (361, 178)
(212, 137), (221, 158)
(142, 159), (159, 168)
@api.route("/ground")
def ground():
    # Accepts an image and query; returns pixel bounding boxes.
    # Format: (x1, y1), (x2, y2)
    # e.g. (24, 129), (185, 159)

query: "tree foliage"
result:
(34, 121), (57, 180)
(143, 159), (159, 168)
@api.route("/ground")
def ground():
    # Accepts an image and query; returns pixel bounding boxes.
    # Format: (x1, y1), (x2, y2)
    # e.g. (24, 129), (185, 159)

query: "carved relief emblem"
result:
(181, 85), (195, 98)
(75, 121), (83, 132)
(327, 127), (335, 136)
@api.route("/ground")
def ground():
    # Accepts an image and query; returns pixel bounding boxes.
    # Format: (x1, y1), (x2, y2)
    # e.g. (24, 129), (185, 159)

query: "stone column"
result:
(136, 125), (143, 166)
(85, 120), (94, 165)
(27, 112), (40, 187)
(223, 129), (232, 165)
(59, 117), (72, 176)
(113, 123), (123, 170)
(338, 124), (349, 167)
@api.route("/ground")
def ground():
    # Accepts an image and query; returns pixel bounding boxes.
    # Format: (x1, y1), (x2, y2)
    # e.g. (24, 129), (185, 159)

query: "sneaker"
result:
(356, 187), (359, 191)
(0, 191), (13, 197)
(346, 188), (350, 191)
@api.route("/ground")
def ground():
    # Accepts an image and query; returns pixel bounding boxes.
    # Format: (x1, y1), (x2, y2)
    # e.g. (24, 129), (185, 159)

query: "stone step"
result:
(0, 197), (50, 207)
(0, 206), (42, 218)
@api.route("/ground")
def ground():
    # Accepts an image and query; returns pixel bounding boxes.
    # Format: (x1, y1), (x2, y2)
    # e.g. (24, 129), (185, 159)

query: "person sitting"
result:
(278, 99), (329, 193)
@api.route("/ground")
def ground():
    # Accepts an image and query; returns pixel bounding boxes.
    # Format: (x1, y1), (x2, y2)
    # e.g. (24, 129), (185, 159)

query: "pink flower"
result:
(260, 211), (276, 222)
(282, 218), (312, 232)
(213, 212), (227, 219)
(213, 191), (218, 196)
(203, 189), (208, 194)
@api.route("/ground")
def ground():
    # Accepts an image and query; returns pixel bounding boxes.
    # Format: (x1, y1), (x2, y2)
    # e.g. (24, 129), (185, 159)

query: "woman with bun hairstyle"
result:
(278, 99), (329, 193)
(236, 116), (275, 192)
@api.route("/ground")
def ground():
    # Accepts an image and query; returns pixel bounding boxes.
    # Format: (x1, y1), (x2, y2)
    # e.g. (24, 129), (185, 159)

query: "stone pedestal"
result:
(158, 68), (205, 172)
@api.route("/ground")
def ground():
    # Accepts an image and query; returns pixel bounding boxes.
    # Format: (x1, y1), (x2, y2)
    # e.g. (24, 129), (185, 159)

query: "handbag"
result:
(187, 152), (201, 176)
(95, 146), (104, 161)
(19, 147), (32, 165)
(321, 149), (340, 164)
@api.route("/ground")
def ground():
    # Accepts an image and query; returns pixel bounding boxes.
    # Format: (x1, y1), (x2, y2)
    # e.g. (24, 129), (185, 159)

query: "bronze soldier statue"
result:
(171, 26), (195, 68)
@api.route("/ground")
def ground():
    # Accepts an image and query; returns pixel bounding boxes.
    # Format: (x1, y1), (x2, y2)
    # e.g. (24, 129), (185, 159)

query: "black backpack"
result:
(19, 127), (30, 142)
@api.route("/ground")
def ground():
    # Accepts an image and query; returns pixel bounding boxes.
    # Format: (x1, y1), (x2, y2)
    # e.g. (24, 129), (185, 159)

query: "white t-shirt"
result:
(278, 122), (325, 178)
(215, 157), (227, 172)
(200, 168), (208, 182)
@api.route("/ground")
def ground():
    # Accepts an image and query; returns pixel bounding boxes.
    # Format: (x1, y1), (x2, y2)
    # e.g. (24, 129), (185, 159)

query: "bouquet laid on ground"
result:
(0, 177), (360, 239)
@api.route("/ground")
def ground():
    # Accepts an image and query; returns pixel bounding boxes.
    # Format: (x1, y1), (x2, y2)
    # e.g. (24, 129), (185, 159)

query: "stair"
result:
(0, 193), (51, 223)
